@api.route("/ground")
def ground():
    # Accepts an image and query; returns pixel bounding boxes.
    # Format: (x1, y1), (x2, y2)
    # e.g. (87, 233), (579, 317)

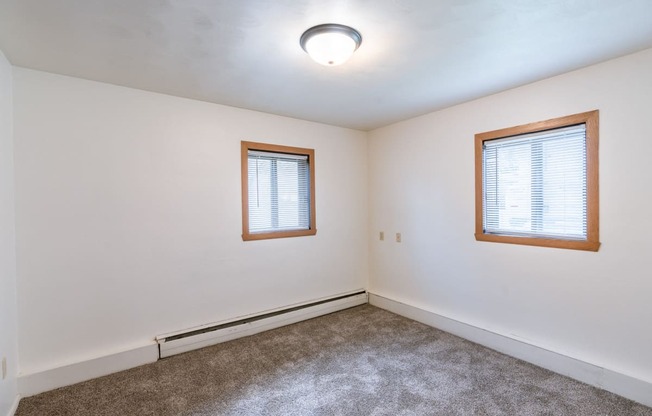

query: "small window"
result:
(241, 141), (316, 241)
(475, 110), (600, 251)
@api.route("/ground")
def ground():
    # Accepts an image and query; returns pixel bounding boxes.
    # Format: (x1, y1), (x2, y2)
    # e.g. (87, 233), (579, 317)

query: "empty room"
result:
(1, 1), (652, 415)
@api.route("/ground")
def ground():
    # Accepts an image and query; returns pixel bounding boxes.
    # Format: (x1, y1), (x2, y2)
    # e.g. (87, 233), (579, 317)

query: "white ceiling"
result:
(1, 1), (652, 131)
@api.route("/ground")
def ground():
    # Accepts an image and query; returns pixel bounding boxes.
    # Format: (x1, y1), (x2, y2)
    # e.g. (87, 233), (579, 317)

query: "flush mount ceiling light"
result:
(300, 23), (362, 66)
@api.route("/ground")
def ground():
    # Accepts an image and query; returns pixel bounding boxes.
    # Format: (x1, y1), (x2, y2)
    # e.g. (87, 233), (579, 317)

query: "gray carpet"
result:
(16, 305), (652, 415)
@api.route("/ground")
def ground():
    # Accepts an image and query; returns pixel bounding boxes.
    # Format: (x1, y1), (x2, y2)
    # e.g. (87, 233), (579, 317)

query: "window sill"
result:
(242, 229), (317, 241)
(475, 233), (600, 251)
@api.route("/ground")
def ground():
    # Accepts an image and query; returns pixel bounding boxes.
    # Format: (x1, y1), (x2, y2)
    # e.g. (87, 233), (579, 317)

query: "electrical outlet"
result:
(379, 231), (384, 241)
(1, 357), (6, 380)
(396, 232), (402, 243)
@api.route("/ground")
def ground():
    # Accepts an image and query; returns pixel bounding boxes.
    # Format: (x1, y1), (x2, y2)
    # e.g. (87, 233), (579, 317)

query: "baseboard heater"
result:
(156, 290), (367, 359)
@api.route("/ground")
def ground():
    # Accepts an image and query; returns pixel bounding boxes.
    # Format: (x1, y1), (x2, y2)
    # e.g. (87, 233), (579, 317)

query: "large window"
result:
(241, 141), (316, 241)
(475, 111), (600, 251)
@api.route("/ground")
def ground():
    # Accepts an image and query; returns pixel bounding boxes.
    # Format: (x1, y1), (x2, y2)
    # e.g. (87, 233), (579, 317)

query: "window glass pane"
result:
(483, 125), (586, 240)
(248, 157), (272, 231)
(541, 136), (586, 237)
(277, 160), (298, 228)
(248, 153), (310, 233)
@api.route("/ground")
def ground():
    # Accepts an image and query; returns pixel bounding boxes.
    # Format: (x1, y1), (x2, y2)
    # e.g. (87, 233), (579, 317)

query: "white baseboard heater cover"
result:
(156, 290), (367, 359)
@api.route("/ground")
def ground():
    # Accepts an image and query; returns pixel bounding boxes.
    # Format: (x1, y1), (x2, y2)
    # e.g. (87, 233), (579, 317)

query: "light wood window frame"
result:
(474, 110), (600, 251)
(241, 141), (316, 241)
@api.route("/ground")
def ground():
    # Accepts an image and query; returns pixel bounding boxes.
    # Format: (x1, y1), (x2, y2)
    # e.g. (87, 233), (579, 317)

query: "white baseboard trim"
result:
(369, 292), (652, 408)
(17, 344), (158, 398)
(7, 394), (20, 416)
(17, 291), (368, 397)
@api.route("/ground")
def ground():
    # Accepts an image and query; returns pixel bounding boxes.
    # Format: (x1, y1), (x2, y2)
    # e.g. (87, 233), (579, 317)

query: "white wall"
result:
(0, 50), (19, 415)
(368, 48), (652, 385)
(13, 68), (368, 378)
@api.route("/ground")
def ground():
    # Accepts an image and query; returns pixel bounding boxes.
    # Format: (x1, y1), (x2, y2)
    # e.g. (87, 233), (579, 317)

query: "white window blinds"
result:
(482, 124), (587, 240)
(247, 150), (311, 233)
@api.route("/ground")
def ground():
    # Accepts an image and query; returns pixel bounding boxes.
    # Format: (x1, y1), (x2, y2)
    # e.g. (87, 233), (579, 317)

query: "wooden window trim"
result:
(241, 141), (316, 241)
(474, 110), (600, 251)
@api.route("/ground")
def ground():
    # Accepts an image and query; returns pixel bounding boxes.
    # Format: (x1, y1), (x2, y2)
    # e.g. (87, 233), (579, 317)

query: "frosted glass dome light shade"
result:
(300, 24), (362, 66)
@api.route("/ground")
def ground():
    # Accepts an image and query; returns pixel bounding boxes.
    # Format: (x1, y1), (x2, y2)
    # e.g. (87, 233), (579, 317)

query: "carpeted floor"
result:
(16, 305), (652, 415)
